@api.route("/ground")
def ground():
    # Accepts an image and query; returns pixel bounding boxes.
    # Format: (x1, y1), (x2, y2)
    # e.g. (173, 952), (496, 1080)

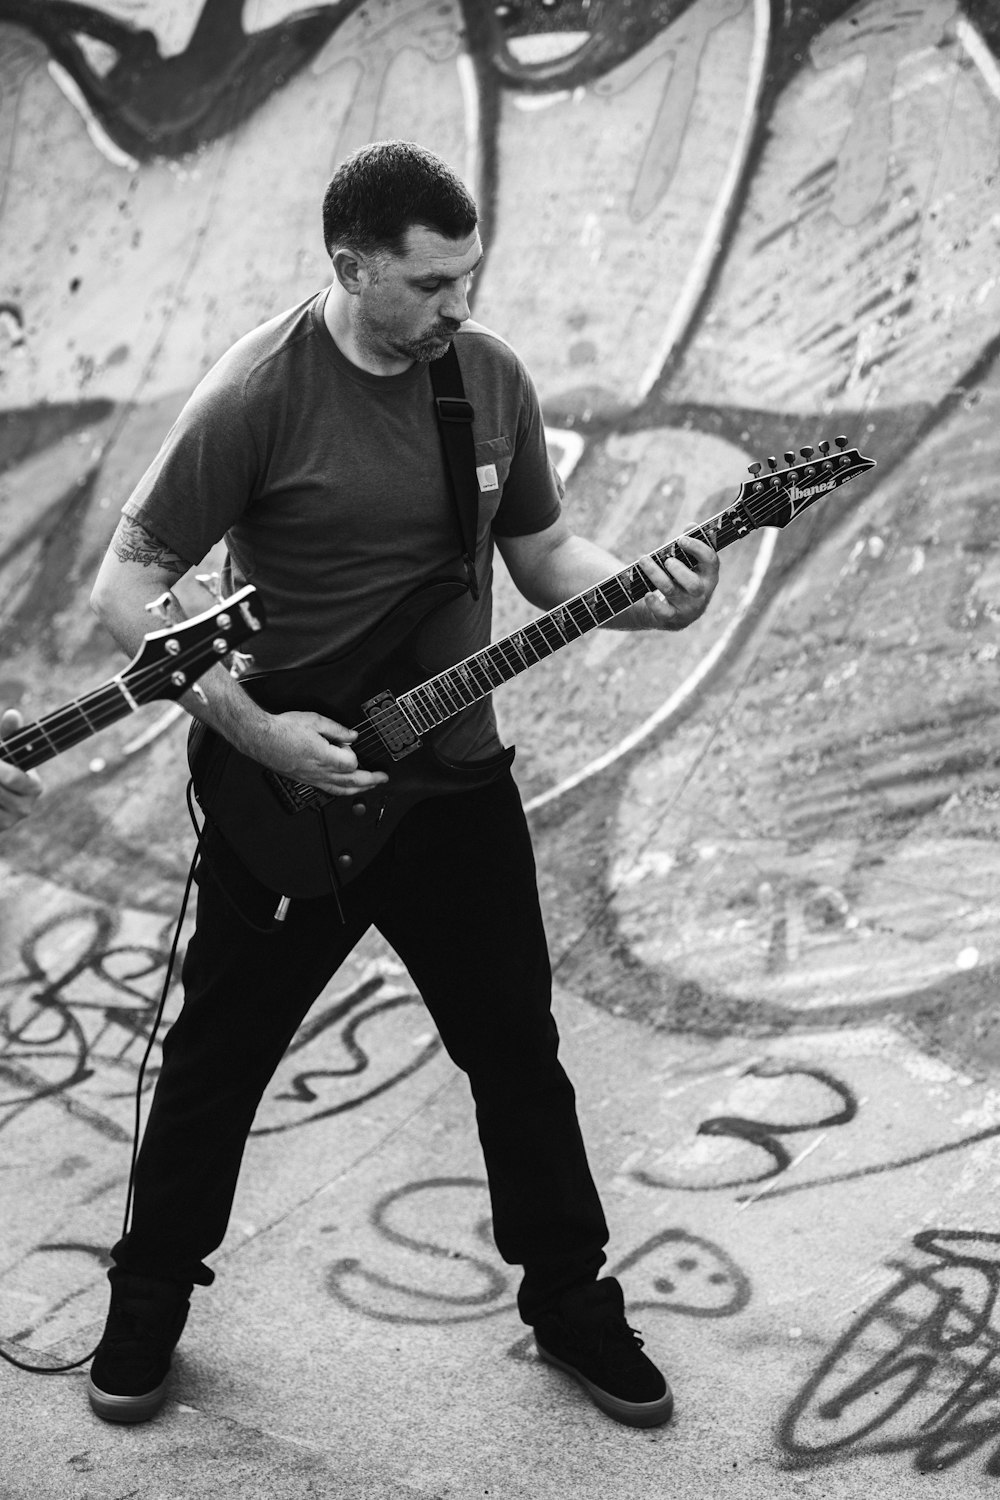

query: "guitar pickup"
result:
(361, 690), (421, 760)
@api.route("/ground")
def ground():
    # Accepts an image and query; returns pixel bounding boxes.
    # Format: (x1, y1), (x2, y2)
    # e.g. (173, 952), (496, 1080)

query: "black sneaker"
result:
(87, 1270), (191, 1424)
(533, 1277), (674, 1428)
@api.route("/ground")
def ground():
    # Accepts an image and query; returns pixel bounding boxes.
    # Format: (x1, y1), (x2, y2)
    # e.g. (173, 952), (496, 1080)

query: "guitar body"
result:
(186, 440), (877, 899)
(188, 578), (514, 898)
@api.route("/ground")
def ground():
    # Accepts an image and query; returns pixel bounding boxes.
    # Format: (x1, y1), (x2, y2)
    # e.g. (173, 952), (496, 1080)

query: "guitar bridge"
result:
(361, 690), (421, 760)
(264, 769), (325, 815)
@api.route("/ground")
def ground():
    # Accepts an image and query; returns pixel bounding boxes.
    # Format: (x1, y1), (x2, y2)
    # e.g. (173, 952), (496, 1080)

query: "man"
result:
(0, 710), (42, 830)
(89, 140), (719, 1430)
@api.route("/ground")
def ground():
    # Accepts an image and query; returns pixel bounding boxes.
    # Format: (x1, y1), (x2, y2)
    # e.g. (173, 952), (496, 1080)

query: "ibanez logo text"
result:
(788, 477), (838, 504)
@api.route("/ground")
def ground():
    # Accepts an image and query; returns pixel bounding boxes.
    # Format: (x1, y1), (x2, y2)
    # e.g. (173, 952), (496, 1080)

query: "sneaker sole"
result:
(535, 1339), (674, 1429)
(87, 1371), (170, 1424)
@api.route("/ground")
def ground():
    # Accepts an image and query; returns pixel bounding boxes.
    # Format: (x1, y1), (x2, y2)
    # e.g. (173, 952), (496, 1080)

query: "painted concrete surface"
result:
(3, 2), (1000, 1495)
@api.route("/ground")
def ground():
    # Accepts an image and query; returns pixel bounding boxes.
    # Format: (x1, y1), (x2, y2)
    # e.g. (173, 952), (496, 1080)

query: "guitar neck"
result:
(0, 678), (136, 771)
(400, 506), (746, 735)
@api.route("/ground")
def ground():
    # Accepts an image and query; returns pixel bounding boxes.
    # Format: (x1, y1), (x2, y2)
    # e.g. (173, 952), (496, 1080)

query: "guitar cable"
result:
(183, 781), (296, 936)
(0, 794), (206, 1376)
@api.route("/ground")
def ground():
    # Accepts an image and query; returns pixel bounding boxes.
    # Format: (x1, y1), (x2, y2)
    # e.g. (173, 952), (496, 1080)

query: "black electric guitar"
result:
(189, 441), (875, 899)
(0, 586), (263, 773)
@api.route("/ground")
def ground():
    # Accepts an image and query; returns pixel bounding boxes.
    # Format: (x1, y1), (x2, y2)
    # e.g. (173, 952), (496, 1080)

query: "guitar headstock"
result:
(728, 437), (876, 534)
(125, 584), (265, 705)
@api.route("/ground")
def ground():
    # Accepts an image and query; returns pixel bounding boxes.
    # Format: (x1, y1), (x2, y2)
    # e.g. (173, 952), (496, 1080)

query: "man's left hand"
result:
(633, 534), (719, 631)
(0, 709), (43, 831)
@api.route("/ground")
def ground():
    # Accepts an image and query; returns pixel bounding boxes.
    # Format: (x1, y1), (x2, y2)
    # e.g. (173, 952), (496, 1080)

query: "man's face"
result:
(356, 224), (483, 365)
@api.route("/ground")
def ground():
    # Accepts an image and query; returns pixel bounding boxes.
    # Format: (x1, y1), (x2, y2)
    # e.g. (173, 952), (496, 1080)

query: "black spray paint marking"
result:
(251, 981), (441, 1136)
(0, 906), (175, 1140)
(780, 1230), (1000, 1475)
(0, 910), (440, 1137)
(632, 1062), (858, 1192)
(326, 1177), (751, 1327)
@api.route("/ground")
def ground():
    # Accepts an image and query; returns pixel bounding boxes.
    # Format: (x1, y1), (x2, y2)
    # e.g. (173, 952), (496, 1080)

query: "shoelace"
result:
(589, 1318), (646, 1363)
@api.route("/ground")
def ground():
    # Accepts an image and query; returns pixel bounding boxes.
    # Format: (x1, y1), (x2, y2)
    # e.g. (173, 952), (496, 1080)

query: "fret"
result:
(387, 511), (745, 741)
(534, 611), (564, 648)
(508, 629), (539, 666)
(535, 616), (566, 654)
(598, 575), (634, 614)
(424, 680), (456, 720)
(401, 688), (433, 733)
(31, 720), (61, 756)
(473, 650), (502, 689)
(452, 664), (478, 701)
(1, 684), (130, 770)
(577, 588), (606, 626)
(442, 674), (471, 713)
(523, 621), (551, 658)
(469, 658), (494, 694)
(621, 563), (652, 602)
(552, 604), (584, 643)
(486, 643), (519, 683)
(465, 655), (496, 695)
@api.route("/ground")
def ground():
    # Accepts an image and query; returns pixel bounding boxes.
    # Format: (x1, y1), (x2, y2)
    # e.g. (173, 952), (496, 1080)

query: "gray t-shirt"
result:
(123, 291), (562, 761)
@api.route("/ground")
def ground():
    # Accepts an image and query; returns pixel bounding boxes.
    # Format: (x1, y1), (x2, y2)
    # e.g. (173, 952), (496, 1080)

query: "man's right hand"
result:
(251, 710), (389, 797)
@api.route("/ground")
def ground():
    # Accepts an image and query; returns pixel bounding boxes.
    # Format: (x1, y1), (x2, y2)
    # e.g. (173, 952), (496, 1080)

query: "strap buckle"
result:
(435, 396), (475, 424)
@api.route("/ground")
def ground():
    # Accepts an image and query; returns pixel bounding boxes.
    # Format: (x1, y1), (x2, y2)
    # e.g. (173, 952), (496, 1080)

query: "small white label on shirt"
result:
(477, 463), (499, 493)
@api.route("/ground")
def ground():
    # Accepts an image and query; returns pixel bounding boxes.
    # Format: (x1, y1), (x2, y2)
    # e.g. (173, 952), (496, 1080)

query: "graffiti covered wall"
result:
(2, 0), (1000, 1486)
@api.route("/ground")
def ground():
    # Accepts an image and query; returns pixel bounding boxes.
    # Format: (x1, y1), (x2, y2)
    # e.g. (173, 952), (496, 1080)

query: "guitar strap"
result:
(429, 341), (480, 600)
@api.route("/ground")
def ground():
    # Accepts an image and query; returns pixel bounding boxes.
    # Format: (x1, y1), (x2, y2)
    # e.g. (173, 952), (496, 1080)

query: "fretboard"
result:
(399, 507), (745, 735)
(0, 679), (135, 771)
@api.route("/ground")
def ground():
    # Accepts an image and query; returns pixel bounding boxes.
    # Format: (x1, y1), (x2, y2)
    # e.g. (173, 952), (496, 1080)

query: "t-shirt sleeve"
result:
(122, 359), (259, 564)
(490, 361), (563, 538)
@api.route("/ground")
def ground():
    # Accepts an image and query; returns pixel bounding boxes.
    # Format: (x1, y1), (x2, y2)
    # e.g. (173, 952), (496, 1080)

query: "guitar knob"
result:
(799, 446), (814, 459)
(336, 853), (354, 874)
(783, 451), (795, 465)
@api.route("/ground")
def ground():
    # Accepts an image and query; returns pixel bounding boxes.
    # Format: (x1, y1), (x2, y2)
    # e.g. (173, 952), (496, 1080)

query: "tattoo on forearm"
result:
(112, 517), (193, 574)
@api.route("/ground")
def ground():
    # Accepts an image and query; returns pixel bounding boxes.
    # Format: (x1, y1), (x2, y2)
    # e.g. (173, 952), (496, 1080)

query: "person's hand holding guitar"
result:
(0, 709), (42, 830)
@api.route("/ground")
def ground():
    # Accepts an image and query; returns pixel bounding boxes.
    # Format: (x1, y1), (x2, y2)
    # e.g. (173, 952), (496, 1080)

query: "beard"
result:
(355, 303), (460, 366)
(390, 325), (459, 363)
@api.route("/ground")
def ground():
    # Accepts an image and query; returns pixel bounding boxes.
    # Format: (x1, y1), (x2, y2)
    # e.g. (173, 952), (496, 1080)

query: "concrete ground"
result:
(4, 1), (1000, 1496)
(3, 900), (1000, 1499)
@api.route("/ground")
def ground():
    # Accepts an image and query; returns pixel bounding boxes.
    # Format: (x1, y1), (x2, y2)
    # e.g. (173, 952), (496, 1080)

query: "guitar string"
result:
(0, 635), (253, 765)
(0, 461), (853, 778)
(290, 460), (856, 800)
(341, 460), (852, 765)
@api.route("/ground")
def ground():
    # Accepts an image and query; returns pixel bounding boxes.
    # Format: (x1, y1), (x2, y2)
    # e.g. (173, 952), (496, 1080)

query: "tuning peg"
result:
(835, 435), (848, 450)
(196, 571), (224, 600)
(144, 590), (174, 622)
(799, 446), (814, 459)
(228, 651), (255, 680)
(783, 451), (795, 465)
(818, 440), (830, 455)
(767, 456), (778, 472)
(748, 461), (762, 477)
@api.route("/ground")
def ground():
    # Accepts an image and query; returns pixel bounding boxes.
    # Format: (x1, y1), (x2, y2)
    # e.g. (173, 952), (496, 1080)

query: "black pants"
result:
(113, 771), (608, 1323)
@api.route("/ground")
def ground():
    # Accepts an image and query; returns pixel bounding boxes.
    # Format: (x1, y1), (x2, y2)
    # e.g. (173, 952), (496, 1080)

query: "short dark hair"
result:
(322, 140), (478, 259)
